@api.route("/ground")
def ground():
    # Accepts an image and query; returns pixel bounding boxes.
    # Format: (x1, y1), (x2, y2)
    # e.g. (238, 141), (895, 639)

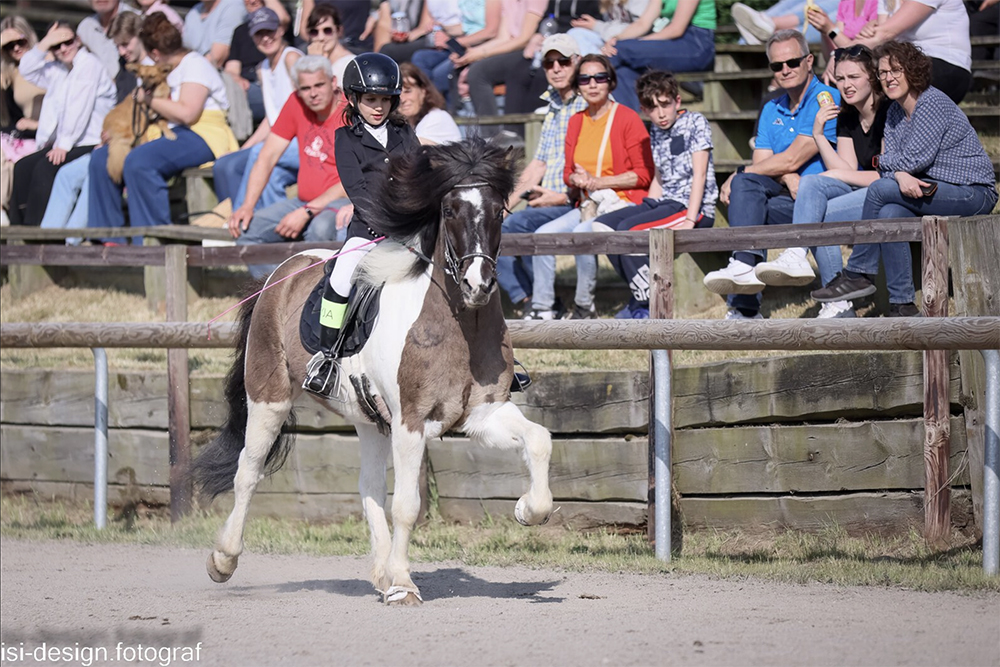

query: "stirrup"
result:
(510, 358), (532, 393)
(303, 351), (341, 398)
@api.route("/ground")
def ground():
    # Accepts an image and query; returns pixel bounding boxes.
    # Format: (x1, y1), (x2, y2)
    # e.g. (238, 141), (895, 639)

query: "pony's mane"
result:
(372, 137), (517, 274)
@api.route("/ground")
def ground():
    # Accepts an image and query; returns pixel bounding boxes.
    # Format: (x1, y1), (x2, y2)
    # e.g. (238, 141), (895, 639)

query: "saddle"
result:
(300, 262), (381, 358)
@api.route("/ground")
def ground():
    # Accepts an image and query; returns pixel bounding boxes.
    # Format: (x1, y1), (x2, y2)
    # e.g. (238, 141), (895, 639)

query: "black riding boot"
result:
(303, 281), (349, 397)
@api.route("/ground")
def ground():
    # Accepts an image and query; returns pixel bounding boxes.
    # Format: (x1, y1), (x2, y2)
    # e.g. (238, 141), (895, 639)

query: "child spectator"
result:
(598, 70), (717, 320)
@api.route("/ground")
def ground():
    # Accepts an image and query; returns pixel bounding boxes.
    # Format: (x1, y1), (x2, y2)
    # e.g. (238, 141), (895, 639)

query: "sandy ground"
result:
(1, 538), (997, 667)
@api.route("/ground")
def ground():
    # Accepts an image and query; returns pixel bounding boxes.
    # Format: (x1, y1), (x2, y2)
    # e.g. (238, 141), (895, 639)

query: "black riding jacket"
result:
(334, 120), (420, 239)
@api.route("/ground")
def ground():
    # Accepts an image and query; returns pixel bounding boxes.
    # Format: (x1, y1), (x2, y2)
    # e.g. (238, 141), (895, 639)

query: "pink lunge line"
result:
(206, 236), (386, 340)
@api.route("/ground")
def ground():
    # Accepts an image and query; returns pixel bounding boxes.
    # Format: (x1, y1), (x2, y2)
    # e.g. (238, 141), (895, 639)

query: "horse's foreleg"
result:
(356, 424), (393, 594)
(466, 402), (553, 526)
(384, 426), (427, 605)
(208, 397), (292, 583)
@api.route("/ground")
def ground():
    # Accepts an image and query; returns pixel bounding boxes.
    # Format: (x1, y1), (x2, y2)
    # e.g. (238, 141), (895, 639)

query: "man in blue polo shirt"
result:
(703, 29), (838, 320)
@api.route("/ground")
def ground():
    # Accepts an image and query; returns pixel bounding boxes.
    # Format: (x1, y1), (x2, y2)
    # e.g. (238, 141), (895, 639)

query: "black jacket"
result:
(334, 120), (420, 238)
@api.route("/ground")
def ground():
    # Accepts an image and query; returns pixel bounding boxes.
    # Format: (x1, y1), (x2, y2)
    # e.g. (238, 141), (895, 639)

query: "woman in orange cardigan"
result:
(523, 53), (653, 321)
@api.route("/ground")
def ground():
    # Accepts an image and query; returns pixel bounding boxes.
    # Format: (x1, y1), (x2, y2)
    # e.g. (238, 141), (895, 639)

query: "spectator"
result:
(410, 0), (501, 106)
(495, 34), (585, 315)
(183, 0), (248, 68)
(89, 13), (239, 244)
(224, 0), (292, 124)
(811, 41), (998, 315)
(525, 54), (653, 320)
(306, 4), (358, 87)
(753, 44), (887, 319)
(373, 0), (425, 52)
(397, 62), (461, 143)
(78, 0), (139, 80)
(456, 0), (546, 125)
(228, 55), (351, 278)
(376, 0), (444, 63)
(600, 70), (718, 320)
(1, 17), (44, 158)
(110, 11), (153, 65)
(730, 0), (852, 45)
(801, 0), (878, 82)
(967, 0), (998, 63)
(10, 22), (115, 228)
(213, 8), (303, 215)
(568, 0), (652, 55)
(130, 0), (185, 32)
(301, 0), (376, 52)
(702, 29), (838, 320)
(601, 0), (716, 112)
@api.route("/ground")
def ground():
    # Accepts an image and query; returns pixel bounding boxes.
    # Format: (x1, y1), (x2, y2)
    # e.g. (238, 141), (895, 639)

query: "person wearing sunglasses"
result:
(300, 0), (377, 54)
(306, 4), (358, 91)
(811, 40), (997, 315)
(9, 21), (116, 228)
(523, 54), (654, 320)
(496, 34), (586, 317)
(1, 17), (43, 152)
(752, 44), (886, 318)
(703, 29), (838, 320)
(182, 0), (248, 68)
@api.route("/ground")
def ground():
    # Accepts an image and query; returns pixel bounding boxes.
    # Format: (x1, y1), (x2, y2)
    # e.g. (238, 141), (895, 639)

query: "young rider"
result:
(304, 52), (421, 397)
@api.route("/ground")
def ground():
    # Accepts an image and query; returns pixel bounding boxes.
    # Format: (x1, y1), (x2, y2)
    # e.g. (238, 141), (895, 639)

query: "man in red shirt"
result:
(229, 54), (350, 279)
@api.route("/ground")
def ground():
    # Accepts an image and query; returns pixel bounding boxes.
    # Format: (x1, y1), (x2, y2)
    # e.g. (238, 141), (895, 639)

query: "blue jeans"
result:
(412, 49), (454, 104)
(531, 208), (601, 311)
(89, 127), (215, 244)
(791, 174), (869, 286)
(235, 196), (350, 279)
(40, 153), (91, 245)
(497, 204), (574, 304)
(727, 172), (795, 313)
(609, 26), (715, 112)
(213, 139), (299, 210)
(848, 177), (999, 304)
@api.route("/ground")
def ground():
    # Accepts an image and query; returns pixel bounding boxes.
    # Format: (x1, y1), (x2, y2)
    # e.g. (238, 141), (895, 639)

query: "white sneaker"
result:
(704, 258), (766, 295)
(731, 3), (776, 43)
(817, 300), (856, 319)
(523, 308), (557, 320)
(754, 249), (816, 287)
(725, 308), (764, 320)
(733, 21), (762, 45)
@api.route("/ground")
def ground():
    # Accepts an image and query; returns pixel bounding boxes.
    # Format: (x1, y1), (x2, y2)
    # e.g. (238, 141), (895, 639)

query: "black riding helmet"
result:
(342, 53), (403, 127)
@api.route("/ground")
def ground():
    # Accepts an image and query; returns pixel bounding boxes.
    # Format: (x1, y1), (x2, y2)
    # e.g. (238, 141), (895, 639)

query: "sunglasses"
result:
(49, 39), (75, 52)
(833, 44), (872, 61)
(768, 56), (806, 72)
(308, 26), (336, 37)
(542, 56), (572, 70)
(576, 72), (610, 86)
(3, 38), (27, 50)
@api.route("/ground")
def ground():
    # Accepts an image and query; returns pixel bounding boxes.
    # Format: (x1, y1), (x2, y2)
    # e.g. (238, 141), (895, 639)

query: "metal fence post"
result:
(981, 349), (999, 575)
(92, 347), (108, 529)
(652, 349), (672, 562)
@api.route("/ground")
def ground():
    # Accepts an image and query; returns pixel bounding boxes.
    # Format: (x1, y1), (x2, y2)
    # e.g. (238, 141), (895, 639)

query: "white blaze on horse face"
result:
(456, 188), (490, 292)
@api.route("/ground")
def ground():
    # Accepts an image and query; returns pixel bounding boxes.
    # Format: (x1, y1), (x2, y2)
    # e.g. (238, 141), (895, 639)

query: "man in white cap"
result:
(496, 33), (586, 319)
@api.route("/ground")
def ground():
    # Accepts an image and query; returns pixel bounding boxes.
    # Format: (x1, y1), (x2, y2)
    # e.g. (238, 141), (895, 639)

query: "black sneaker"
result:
(811, 272), (877, 303)
(888, 302), (921, 317)
(565, 303), (596, 320)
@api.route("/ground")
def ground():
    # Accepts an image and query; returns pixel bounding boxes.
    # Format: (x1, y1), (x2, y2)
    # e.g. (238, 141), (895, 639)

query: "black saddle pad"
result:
(300, 261), (382, 358)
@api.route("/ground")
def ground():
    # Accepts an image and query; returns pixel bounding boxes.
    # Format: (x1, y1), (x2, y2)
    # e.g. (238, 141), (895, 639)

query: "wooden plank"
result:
(949, 216), (1000, 536)
(165, 246), (192, 520)
(0, 244), (166, 266)
(0, 225), (229, 243)
(682, 490), (974, 535)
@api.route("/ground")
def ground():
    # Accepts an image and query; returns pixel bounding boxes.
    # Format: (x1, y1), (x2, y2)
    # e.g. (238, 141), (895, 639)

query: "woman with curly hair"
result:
(811, 40), (998, 316)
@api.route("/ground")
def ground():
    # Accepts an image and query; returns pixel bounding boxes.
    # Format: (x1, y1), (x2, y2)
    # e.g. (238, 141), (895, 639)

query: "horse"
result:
(192, 138), (555, 606)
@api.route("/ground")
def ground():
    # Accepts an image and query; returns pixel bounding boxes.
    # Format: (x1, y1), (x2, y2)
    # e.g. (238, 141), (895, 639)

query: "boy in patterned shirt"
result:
(597, 70), (718, 319)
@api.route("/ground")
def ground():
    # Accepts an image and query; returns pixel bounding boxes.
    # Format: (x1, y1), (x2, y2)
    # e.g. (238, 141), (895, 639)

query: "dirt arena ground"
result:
(1, 538), (997, 667)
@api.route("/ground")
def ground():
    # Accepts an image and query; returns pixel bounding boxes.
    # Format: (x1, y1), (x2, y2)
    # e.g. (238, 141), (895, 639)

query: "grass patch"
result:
(2, 495), (995, 593)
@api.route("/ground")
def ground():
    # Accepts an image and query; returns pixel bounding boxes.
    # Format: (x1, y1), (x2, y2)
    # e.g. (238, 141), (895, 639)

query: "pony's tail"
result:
(191, 285), (297, 499)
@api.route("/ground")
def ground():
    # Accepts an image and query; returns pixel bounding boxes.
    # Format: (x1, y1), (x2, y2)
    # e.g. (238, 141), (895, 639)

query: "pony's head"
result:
(375, 137), (518, 308)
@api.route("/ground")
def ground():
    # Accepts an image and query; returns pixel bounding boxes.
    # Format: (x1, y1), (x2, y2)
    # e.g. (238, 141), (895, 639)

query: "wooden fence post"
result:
(922, 216), (950, 546)
(165, 245), (192, 521)
(648, 228), (681, 552)
(948, 214), (1000, 537)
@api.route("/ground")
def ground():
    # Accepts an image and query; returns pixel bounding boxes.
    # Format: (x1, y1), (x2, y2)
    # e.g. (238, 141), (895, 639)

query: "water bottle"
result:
(391, 11), (411, 39)
(531, 14), (559, 69)
(428, 25), (441, 47)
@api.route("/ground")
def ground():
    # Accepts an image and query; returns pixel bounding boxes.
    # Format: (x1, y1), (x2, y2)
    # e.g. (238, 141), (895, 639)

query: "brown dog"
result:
(103, 62), (176, 183)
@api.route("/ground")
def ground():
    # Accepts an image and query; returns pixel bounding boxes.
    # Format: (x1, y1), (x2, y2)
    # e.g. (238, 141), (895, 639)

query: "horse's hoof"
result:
(514, 497), (530, 526)
(383, 586), (423, 606)
(206, 551), (235, 583)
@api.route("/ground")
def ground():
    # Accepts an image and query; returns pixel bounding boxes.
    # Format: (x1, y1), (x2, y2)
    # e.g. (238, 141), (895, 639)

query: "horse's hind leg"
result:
(465, 402), (553, 526)
(383, 426), (427, 605)
(356, 424), (392, 594)
(208, 397), (292, 582)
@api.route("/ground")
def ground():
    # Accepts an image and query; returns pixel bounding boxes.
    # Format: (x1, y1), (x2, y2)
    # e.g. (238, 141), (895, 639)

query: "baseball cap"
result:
(249, 8), (281, 36)
(541, 33), (579, 58)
